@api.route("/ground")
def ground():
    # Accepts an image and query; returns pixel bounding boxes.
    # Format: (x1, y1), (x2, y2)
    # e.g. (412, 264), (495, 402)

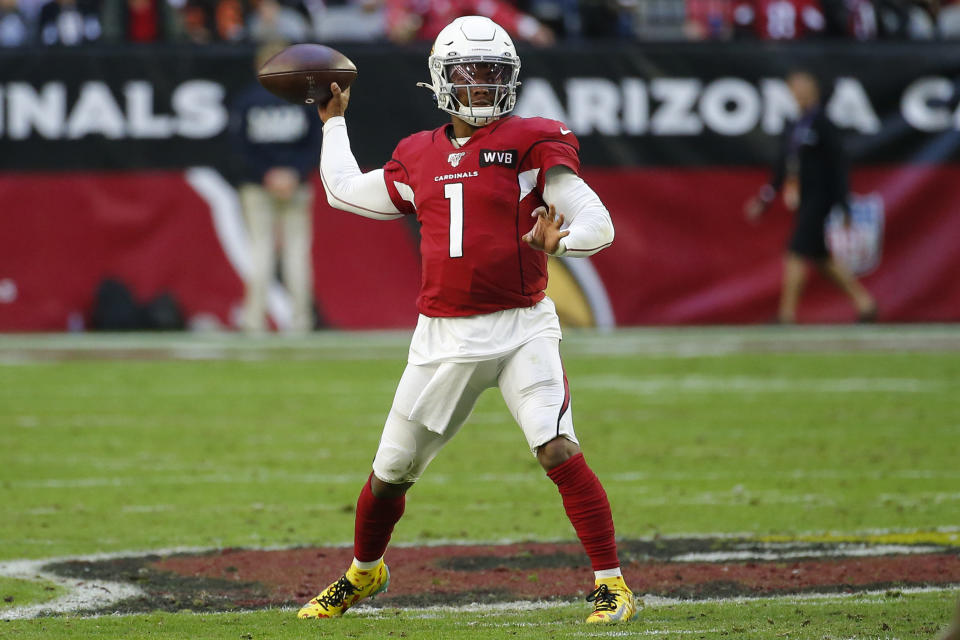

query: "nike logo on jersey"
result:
(479, 149), (518, 168)
(560, 127), (572, 135)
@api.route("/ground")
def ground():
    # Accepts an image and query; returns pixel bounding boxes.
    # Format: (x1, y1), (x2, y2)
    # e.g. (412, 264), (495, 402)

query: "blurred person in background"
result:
(840, 0), (878, 38)
(247, 0), (309, 41)
(228, 42), (320, 333)
(687, 0), (874, 41)
(874, 0), (937, 37)
(101, 0), (185, 41)
(745, 70), (877, 324)
(940, 0), (960, 35)
(385, 0), (555, 45)
(522, 0), (581, 38)
(731, 0), (826, 38)
(0, 0), (31, 45)
(629, 0), (687, 39)
(576, 0), (636, 38)
(308, 0), (385, 42)
(811, 0), (877, 37)
(685, 0), (734, 39)
(38, 0), (102, 44)
(180, 0), (244, 42)
(17, 0), (47, 25)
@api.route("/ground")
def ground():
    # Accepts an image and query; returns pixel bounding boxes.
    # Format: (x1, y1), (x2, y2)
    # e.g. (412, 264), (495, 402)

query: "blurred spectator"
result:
(181, 0), (245, 42)
(19, 0), (48, 22)
(101, 0), (185, 41)
(385, 0), (555, 46)
(309, 0), (384, 41)
(911, 0), (939, 37)
(686, 0), (734, 38)
(524, 0), (581, 38)
(0, 0), (31, 45)
(38, 0), (102, 44)
(578, 0), (635, 37)
(732, 0), (826, 38)
(941, 0), (960, 36)
(632, 0), (687, 39)
(229, 42), (320, 333)
(525, 0), (636, 39)
(247, 0), (309, 40)
(843, 0), (878, 38)
(875, 0), (937, 37)
(687, 0), (874, 39)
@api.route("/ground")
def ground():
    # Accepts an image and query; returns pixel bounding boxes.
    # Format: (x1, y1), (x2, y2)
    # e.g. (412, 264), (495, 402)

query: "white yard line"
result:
(10, 469), (960, 492)
(1, 325), (959, 363)
(576, 374), (944, 394)
(669, 544), (944, 562)
(0, 557), (143, 620)
(574, 631), (724, 637)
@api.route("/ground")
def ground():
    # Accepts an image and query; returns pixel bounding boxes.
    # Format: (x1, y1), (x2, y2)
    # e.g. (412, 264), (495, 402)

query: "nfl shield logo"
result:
(825, 193), (885, 275)
(448, 152), (466, 167)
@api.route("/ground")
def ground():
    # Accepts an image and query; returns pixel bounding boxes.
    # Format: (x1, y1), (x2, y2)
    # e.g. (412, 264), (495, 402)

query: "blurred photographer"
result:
(745, 70), (877, 324)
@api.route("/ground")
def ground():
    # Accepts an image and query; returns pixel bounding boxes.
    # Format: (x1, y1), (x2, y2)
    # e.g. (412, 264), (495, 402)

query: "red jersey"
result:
(383, 116), (580, 318)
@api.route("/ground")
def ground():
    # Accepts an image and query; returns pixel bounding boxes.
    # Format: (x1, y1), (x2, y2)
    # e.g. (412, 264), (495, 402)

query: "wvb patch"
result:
(479, 149), (518, 168)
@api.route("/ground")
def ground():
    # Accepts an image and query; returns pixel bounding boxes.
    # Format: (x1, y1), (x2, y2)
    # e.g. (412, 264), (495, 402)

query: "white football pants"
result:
(372, 337), (577, 484)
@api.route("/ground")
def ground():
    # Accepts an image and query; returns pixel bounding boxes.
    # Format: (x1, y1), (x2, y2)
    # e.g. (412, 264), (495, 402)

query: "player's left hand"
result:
(523, 204), (569, 255)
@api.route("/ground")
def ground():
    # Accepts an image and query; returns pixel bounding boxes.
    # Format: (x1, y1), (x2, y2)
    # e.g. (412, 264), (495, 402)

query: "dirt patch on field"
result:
(42, 538), (960, 615)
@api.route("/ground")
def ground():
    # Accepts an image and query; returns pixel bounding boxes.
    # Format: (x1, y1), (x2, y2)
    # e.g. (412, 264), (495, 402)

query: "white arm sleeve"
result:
(319, 116), (403, 220)
(542, 166), (614, 257)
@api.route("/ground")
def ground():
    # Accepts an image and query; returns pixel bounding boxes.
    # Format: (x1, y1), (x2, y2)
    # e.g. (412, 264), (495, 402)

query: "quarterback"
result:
(298, 15), (638, 624)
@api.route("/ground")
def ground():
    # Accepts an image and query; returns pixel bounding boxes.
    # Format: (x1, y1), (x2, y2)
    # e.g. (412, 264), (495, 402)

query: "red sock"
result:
(353, 474), (405, 563)
(547, 453), (619, 571)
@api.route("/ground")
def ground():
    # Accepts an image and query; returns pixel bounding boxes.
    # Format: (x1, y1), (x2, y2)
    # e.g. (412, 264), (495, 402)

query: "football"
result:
(257, 44), (357, 106)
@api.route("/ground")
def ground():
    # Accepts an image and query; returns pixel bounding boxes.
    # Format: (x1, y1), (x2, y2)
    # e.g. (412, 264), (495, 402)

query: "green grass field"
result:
(1, 326), (958, 638)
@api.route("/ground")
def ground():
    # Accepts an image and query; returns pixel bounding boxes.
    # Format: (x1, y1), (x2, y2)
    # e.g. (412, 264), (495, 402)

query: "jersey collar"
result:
(443, 116), (513, 149)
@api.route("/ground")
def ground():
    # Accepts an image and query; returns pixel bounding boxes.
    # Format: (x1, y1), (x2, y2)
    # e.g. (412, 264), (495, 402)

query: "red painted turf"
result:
(150, 543), (960, 606)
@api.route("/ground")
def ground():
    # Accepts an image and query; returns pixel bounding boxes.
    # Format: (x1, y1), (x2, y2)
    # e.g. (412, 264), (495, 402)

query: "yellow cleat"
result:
(297, 560), (390, 619)
(585, 576), (640, 623)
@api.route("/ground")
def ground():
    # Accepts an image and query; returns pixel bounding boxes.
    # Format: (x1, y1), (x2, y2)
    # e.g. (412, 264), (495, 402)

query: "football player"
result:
(297, 15), (638, 624)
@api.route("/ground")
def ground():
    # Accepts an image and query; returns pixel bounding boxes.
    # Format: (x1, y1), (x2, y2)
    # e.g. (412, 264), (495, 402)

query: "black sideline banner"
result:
(2, 42), (960, 175)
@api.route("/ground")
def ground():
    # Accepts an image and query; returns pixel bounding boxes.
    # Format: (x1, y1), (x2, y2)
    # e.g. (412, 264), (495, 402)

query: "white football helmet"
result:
(417, 16), (521, 127)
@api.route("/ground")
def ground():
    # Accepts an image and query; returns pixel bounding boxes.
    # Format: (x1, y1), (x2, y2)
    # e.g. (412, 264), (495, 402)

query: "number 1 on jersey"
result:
(444, 182), (463, 258)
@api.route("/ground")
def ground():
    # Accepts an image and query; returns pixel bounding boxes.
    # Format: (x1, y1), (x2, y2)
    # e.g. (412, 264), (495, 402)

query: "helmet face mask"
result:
(440, 58), (517, 125)
(418, 17), (521, 127)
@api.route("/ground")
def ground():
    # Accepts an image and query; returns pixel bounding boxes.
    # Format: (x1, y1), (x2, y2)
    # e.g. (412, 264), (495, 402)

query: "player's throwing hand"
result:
(523, 204), (570, 255)
(317, 82), (350, 123)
